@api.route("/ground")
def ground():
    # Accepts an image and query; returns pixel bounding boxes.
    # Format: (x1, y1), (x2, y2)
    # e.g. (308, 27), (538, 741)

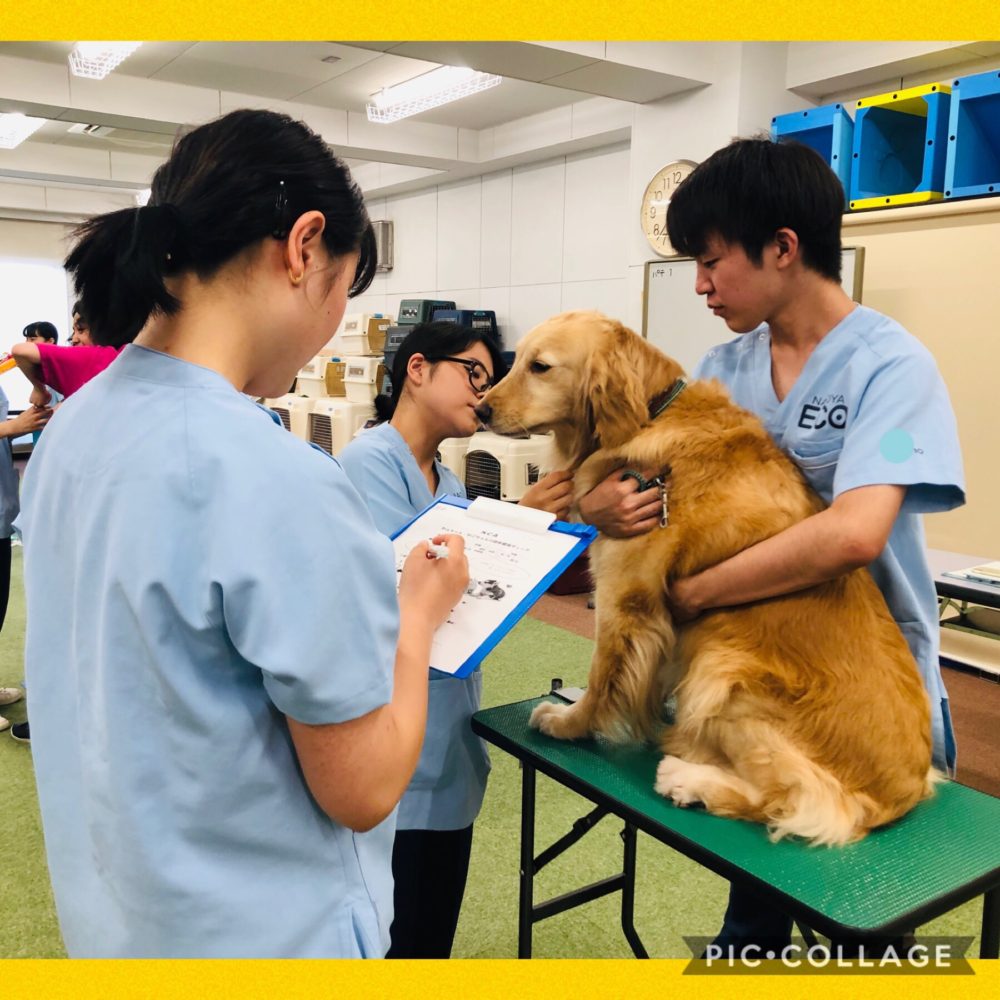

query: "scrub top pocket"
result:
(785, 441), (842, 501)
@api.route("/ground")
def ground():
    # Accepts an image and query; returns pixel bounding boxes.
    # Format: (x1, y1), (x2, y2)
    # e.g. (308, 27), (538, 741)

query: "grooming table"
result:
(472, 695), (1000, 959)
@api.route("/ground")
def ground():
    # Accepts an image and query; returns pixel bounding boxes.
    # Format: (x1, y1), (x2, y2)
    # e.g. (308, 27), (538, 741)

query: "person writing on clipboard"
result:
(17, 109), (470, 958)
(339, 320), (577, 958)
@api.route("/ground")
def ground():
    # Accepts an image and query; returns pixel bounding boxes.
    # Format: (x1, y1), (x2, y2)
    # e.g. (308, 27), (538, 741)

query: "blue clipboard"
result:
(391, 495), (597, 677)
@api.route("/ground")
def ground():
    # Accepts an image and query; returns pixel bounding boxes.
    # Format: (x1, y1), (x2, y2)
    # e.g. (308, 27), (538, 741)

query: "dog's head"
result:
(478, 310), (685, 463)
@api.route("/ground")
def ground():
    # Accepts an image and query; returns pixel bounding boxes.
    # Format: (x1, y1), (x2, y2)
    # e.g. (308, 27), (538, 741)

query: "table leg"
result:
(981, 886), (999, 959)
(518, 762), (536, 959)
(620, 822), (649, 958)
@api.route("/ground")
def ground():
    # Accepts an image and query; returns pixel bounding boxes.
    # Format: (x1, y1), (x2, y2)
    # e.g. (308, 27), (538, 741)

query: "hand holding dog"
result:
(578, 467), (666, 538)
(521, 469), (574, 518)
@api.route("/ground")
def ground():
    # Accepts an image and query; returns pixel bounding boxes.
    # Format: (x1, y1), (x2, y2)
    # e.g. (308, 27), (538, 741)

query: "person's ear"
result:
(405, 353), (429, 387)
(284, 210), (327, 285)
(773, 228), (799, 269)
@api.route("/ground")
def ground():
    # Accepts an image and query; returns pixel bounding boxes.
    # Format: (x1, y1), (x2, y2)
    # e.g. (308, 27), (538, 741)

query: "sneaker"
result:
(10, 721), (30, 744)
(0, 686), (23, 707)
(0, 715), (9, 732)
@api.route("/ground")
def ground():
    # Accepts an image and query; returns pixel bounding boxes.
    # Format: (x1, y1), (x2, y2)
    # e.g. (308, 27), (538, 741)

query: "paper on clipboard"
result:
(391, 496), (594, 677)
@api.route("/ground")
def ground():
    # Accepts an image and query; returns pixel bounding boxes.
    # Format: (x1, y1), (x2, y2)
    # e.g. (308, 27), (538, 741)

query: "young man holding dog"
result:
(657, 137), (964, 953)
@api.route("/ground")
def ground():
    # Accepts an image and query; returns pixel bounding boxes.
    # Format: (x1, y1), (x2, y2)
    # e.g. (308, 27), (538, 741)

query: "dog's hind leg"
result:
(654, 755), (768, 820)
(530, 582), (674, 743)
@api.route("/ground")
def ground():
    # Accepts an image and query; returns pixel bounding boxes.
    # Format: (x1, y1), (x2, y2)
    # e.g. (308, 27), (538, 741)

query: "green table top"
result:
(473, 696), (1000, 937)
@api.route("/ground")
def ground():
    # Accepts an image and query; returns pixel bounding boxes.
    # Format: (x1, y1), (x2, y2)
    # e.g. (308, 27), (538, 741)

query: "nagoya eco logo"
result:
(798, 394), (849, 431)
(682, 937), (974, 975)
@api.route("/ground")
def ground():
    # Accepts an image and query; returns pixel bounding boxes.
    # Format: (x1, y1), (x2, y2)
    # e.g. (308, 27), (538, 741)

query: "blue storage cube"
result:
(945, 69), (1000, 200)
(772, 103), (854, 201)
(849, 84), (951, 210)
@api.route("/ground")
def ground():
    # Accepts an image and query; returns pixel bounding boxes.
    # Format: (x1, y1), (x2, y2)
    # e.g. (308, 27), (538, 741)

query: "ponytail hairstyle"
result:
(65, 109), (377, 347)
(373, 321), (507, 423)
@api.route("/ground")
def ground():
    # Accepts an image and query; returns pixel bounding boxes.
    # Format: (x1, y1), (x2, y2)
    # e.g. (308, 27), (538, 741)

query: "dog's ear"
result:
(586, 322), (649, 448)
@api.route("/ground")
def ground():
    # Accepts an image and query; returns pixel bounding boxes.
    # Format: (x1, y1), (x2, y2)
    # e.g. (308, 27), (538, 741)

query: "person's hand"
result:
(577, 467), (666, 538)
(11, 405), (52, 435)
(397, 533), (469, 630)
(29, 386), (52, 408)
(520, 469), (574, 519)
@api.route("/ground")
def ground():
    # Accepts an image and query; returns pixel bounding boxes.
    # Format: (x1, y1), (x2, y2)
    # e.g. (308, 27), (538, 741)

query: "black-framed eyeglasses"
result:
(427, 355), (494, 392)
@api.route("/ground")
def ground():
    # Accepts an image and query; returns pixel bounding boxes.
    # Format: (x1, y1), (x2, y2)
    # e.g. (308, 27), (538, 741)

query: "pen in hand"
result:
(426, 541), (449, 560)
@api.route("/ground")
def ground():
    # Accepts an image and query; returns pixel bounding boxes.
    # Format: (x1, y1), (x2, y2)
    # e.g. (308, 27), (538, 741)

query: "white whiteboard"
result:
(642, 247), (865, 375)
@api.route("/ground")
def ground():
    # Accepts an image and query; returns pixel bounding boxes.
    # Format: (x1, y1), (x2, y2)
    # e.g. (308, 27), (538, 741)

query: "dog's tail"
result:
(762, 749), (869, 846)
(764, 751), (937, 847)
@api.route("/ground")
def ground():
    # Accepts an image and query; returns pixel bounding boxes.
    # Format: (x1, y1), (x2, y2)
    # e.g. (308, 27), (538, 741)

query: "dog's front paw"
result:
(529, 701), (580, 740)
(654, 755), (703, 807)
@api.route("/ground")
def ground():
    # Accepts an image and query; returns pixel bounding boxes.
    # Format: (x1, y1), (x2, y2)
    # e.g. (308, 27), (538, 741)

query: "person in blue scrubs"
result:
(0, 386), (50, 732)
(17, 108), (469, 958)
(663, 137), (964, 953)
(339, 320), (578, 957)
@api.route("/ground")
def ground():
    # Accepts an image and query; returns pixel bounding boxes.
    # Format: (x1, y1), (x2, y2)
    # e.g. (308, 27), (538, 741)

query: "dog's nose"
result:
(475, 403), (492, 423)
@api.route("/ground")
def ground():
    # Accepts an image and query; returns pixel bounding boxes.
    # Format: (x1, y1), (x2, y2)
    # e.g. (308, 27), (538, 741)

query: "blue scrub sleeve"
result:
(218, 446), (399, 726)
(832, 348), (965, 514)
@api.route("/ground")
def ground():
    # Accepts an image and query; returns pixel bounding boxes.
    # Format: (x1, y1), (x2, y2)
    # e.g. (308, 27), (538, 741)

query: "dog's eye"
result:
(529, 361), (551, 374)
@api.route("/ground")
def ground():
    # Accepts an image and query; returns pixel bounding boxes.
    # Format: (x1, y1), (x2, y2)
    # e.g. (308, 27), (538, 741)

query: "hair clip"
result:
(272, 180), (289, 239)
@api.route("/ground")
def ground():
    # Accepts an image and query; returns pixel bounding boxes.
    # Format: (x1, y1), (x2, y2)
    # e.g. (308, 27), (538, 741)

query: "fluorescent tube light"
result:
(367, 66), (502, 124)
(0, 113), (46, 150)
(69, 42), (142, 80)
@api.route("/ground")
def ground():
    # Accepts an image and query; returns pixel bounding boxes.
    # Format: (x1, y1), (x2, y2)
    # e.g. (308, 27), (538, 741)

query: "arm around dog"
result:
(669, 484), (905, 619)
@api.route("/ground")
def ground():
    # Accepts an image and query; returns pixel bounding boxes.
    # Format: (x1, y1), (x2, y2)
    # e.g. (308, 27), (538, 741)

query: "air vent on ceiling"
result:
(67, 123), (115, 137)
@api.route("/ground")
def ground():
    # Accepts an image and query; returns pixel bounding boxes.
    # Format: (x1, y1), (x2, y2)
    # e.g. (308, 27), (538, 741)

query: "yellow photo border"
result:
(0, 1), (998, 40)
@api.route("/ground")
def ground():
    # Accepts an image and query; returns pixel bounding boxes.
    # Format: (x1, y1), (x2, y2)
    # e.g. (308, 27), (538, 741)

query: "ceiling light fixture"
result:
(366, 66), (502, 124)
(0, 112), (47, 150)
(68, 42), (142, 80)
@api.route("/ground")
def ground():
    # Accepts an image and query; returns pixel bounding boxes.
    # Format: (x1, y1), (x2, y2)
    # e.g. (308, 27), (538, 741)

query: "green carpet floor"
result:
(0, 550), (984, 958)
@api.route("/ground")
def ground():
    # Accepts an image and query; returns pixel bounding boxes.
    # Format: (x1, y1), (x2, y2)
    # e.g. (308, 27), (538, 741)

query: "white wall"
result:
(0, 220), (77, 367)
(349, 143), (631, 349)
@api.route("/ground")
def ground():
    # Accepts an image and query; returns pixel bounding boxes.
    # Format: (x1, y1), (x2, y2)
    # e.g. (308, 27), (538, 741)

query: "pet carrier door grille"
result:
(309, 413), (333, 455)
(273, 406), (291, 432)
(465, 451), (501, 500)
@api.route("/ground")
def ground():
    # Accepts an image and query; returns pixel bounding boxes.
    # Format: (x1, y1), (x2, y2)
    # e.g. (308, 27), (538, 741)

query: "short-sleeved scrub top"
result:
(695, 305), (965, 772)
(18, 344), (401, 958)
(339, 421), (491, 831)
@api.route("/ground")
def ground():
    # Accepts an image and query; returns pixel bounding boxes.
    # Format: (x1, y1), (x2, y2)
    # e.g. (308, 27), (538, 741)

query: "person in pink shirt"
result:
(12, 302), (123, 402)
(8, 300), (121, 744)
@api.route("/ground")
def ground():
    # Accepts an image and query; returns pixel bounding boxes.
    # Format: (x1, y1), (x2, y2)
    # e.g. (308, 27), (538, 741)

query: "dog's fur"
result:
(481, 311), (935, 845)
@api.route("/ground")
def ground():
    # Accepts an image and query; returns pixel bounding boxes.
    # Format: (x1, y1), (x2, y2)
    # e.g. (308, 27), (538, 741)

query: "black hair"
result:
(64, 108), (377, 347)
(71, 300), (86, 321)
(373, 321), (507, 423)
(666, 137), (844, 282)
(23, 321), (59, 344)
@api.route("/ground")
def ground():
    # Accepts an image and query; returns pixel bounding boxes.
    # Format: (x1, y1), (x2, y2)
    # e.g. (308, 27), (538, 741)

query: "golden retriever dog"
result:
(478, 310), (935, 846)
